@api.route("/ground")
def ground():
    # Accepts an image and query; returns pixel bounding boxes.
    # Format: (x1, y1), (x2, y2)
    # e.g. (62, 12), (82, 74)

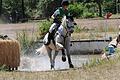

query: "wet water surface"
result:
(19, 54), (100, 71)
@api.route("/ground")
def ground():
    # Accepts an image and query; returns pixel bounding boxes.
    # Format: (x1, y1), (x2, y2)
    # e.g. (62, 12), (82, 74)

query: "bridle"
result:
(60, 18), (74, 46)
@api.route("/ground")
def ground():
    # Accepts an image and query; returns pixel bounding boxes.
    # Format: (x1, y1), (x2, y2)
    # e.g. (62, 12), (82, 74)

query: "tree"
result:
(113, 0), (117, 13)
(84, 0), (103, 17)
(21, 0), (25, 19)
(2, 0), (26, 22)
(95, 0), (103, 17)
(0, 0), (2, 15)
(118, 0), (120, 13)
(37, 0), (61, 18)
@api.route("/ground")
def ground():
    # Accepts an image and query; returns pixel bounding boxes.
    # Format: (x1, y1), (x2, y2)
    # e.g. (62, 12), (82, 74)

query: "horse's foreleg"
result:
(66, 45), (74, 68)
(62, 49), (66, 62)
(65, 38), (74, 68)
(67, 54), (74, 68)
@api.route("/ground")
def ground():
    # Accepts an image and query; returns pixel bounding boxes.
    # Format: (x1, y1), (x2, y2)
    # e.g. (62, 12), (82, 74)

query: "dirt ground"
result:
(0, 19), (120, 39)
(75, 19), (120, 29)
(0, 23), (37, 39)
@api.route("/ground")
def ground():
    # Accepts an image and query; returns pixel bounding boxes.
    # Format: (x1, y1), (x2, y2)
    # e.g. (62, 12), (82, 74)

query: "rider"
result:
(44, 0), (71, 45)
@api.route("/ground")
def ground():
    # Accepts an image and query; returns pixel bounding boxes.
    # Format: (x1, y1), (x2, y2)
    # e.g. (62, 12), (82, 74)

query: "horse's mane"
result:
(61, 16), (67, 27)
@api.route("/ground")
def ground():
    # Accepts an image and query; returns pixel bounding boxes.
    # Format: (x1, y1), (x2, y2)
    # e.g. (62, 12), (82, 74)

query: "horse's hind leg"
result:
(47, 49), (54, 69)
(52, 51), (58, 68)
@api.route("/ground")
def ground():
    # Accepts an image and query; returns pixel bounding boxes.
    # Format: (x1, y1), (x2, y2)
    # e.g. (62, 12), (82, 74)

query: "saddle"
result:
(43, 32), (55, 46)
(44, 23), (60, 46)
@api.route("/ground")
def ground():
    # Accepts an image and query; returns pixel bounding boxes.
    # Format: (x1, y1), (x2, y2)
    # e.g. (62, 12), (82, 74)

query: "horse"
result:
(36, 16), (76, 69)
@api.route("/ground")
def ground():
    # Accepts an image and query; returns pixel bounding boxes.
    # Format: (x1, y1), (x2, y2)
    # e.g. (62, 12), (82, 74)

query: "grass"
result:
(71, 32), (118, 40)
(16, 30), (31, 50)
(0, 18), (6, 24)
(72, 23), (119, 40)
(0, 54), (120, 80)
(110, 14), (120, 19)
(16, 30), (36, 55)
(15, 20), (52, 55)
(0, 48), (120, 80)
(82, 47), (120, 69)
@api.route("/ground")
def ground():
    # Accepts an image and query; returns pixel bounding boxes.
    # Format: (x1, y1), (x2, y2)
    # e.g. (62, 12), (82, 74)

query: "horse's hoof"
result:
(69, 64), (74, 68)
(62, 55), (66, 62)
(51, 65), (54, 70)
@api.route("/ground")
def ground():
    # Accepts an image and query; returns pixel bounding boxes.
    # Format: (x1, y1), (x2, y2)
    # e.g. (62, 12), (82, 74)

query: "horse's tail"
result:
(35, 45), (48, 56)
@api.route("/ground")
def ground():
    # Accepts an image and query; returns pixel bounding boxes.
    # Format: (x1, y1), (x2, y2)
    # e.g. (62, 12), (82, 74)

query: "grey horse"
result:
(36, 16), (76, 69)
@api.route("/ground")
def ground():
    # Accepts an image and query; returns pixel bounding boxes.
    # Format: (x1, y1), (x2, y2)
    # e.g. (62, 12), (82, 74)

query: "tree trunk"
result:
(0, 0), (2, 16)
(21, 0), (25, 18)
(98, 3), (102, 17)
(118, 0), (120, 13)
(114, 0), (117, 14)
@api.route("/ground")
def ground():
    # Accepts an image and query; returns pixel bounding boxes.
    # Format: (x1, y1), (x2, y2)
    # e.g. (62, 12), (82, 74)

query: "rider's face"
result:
(63, 5), (68, 10)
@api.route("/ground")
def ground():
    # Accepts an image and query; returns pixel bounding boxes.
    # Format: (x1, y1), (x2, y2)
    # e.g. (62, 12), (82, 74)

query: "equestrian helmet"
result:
(61, 0), (69, 6)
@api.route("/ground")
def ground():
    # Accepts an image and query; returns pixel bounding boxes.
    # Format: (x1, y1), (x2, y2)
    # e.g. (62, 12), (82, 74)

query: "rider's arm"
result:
(51, 9), (60, 19)
(51, 15), (55, 19)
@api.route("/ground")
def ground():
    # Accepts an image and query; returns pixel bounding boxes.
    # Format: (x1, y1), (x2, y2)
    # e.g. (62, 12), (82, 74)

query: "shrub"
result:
(83, 11), (95, 18)
(74, 25), (81, 33)
(68, 3), (85, 18)
(37, 0), (61, 18)
(0, 65), (8, 71)
(16, 30), (33, 50)
(37, 20), (52, 36)
(68, 3), (98, 18)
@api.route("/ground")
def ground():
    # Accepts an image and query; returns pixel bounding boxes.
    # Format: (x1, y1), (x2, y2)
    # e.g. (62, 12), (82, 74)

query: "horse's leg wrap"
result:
(67, 55), (74, 68)
(51, 60), (55, 70)
(62, 49), (66, 62)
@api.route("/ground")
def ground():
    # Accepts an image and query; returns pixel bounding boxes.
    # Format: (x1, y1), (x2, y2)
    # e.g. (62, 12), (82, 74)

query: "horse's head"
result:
(59, 15), (76, 37)
(66, 15), (77, 34)
(61, 15), (77, 34)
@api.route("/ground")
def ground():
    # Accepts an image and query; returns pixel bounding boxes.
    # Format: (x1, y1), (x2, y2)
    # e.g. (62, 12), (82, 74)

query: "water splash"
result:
(19, 54), (89, 71)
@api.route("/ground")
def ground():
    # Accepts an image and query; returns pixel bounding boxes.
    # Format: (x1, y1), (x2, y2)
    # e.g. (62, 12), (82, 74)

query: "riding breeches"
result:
(49, 23), (60, 34)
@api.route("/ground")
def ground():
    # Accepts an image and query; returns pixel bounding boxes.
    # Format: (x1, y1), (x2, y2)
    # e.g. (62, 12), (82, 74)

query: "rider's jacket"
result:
(49, 7), (71, 35)
(52, 7), (70, 24)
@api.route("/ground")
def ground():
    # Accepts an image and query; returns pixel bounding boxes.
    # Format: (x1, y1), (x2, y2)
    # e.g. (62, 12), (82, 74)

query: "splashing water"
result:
(18, 53), (91, 71)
